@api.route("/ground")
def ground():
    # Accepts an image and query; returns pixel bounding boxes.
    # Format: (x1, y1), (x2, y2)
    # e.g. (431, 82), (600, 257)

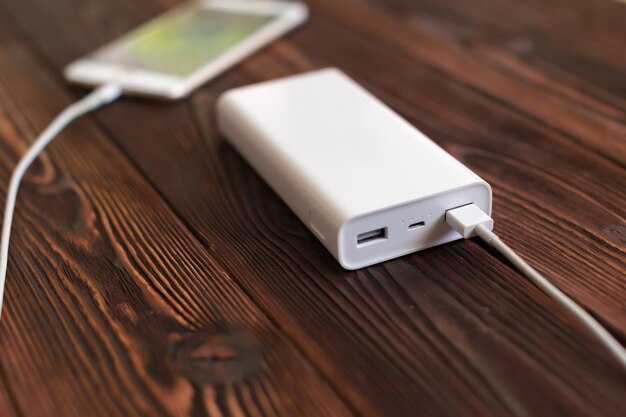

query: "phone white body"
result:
(64, 0), (308, 99)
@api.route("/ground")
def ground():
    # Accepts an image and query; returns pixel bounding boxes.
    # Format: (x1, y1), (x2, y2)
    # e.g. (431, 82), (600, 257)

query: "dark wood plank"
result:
(0, 0), (624, 416)
(372, 0), (626, 112)
(0, 13), (353, 417)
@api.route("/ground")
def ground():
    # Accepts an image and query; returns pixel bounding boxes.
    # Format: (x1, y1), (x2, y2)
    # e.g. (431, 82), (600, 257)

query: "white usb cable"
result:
(446, 203), (626, 369)
(0, 84), (123, 317)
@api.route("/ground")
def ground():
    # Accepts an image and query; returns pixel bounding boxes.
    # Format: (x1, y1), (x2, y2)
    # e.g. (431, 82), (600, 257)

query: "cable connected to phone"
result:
(0, 83), (123, 318)
(446, 203), (626, 369)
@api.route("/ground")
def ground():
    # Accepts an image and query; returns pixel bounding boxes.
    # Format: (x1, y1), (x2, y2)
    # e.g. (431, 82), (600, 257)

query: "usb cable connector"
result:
(445, 203), (494, 238)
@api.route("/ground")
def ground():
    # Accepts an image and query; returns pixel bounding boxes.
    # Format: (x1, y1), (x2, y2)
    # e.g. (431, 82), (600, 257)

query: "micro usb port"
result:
(357, 227), (387, 246)
(408, 221), (425, 230)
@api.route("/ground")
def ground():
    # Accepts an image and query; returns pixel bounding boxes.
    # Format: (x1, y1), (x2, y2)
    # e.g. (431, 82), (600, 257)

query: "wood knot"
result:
(169, 328), (262, 385)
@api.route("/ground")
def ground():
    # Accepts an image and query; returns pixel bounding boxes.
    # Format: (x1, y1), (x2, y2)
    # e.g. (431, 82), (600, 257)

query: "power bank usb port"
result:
(357, 228), (387, 246)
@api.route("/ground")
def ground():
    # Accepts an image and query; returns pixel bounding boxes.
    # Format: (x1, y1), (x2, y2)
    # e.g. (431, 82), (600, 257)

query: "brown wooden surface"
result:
(0, 0), (624, 416)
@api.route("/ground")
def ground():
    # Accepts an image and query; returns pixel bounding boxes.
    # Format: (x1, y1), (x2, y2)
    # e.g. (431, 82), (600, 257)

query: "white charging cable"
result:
(446, 203), (626, 369)
(0, 84), (123, 318)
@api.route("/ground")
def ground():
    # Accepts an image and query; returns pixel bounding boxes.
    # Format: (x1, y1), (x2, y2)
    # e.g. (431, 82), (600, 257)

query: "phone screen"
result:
(91, 6), (273, 77)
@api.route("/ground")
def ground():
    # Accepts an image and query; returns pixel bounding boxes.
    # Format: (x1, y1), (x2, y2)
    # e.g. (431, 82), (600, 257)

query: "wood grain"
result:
(0, 12), (352, 417)
(0, 0), (625, 416)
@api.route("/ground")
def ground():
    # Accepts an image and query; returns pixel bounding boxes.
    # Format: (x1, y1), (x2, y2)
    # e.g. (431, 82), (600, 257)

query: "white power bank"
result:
(217, 68), (492, 269)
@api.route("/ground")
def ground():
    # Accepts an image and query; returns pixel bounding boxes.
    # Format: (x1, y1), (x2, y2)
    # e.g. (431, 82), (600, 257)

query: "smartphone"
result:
(64, 0), (308, 100)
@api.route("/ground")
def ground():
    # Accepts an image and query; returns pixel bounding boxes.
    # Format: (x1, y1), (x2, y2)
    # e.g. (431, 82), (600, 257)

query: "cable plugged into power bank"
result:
(445, 204), (626, 369)
(0, 83), (123, 318)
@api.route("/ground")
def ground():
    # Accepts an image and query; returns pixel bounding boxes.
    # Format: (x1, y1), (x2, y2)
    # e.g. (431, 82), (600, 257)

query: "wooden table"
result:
(0, 0), (624, 416)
